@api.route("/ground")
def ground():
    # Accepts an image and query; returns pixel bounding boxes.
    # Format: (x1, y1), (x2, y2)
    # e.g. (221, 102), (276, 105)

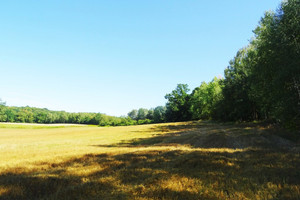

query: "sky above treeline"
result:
(0, 0), (281, 116)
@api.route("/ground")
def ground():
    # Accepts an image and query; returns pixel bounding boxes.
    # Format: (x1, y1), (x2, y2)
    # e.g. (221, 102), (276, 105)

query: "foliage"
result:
(250, 0), (300, 127)
(127, 107), (165, 123)
(214, 0), (299, 128)
(214, 47), (260, 121)
(153, 106), (166, 123)
(0, 99), (7, 122)
(137, 108), (149, 120)
(165, 84), (192, 122)
(160, 0), (299, 128)
(0, 105), (138, 126)
(190, 77), (223, 120)
(127, 109), (138, 120)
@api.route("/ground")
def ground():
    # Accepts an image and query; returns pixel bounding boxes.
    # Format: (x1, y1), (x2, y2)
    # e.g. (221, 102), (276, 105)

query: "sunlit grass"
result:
(0, 121), (299, 199)
(0, 123), (92, 129)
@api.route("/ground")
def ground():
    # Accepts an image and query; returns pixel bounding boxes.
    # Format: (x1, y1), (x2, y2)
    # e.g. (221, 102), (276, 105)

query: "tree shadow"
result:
(0, 169), (128, 200)
(94, 121), (297, 150)
(1, 121), (299, 199)
(1, 148), (299, 199)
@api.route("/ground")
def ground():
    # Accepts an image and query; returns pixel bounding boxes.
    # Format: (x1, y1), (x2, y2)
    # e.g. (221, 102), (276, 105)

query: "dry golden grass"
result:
(0, 121), (299, 199)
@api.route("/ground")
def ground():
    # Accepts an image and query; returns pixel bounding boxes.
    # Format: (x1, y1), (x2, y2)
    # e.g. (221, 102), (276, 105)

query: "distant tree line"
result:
(0, 0), (299, 128)
(0, 101), (165, 126)
(0, 102), (137, 126)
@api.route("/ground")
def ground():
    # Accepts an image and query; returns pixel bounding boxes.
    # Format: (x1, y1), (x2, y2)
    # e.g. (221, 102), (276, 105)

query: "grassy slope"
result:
(0, 121), (299, 200)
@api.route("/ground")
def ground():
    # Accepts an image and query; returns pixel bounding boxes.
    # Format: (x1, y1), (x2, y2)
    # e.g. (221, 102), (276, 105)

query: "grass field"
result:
(0, 121), (299, 199)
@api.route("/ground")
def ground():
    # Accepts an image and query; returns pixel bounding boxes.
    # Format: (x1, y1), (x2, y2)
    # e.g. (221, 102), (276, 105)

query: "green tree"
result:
(0, 99), (7, 121)
(146, 109), (154, 120)
(153, 106), (166, 123)
(128, 109), (138, 120)
(190, 77), (223, 120)
(216, 47), (259, 121)
(251, 0), (300, 127)
(165, 84), (191, 122)
(137, 108), (148, 120)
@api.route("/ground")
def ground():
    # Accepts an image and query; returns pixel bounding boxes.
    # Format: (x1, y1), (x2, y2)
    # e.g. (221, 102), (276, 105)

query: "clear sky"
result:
(0, 0), (281, 116)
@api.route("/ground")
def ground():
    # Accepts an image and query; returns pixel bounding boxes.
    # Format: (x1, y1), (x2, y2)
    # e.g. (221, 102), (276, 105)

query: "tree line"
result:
(1, 0), (299, 128)
(129, 0), (300, 129)
(0, 103), (137, 126)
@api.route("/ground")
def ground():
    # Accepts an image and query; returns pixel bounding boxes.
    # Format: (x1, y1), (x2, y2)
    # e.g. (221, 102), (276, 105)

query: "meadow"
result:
(0, 121), (299, 200)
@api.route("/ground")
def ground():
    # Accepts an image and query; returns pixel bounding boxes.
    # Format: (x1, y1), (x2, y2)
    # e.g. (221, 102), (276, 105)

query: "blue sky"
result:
(0, 0), (281, 116)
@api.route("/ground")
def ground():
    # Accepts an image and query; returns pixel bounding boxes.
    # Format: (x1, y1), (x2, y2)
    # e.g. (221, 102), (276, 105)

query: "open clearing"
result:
(0, 121), (299, 199)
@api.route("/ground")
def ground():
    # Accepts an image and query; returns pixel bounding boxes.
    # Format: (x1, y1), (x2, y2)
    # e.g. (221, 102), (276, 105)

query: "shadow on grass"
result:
(0, 165), (128, 200)
(1, 121), (299, 199)
(1, 148), (299, 199)
(94, 121), (297, 150)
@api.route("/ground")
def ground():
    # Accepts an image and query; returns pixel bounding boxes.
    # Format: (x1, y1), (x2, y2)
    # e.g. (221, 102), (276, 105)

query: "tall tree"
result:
(137, 108), (148, 120)
(146, 109), (154, 120)
(165, 84), (191, 122)
(190, 77), (223, 120)
(128, 109), (138, 120)
(251, 0), (300, 127)
(153, 106), (166, 123)
(0, 99), (7, 122)
(216, 47), (259, 121)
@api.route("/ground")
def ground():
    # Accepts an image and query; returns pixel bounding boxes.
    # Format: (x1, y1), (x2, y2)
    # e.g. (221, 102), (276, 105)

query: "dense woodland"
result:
(0, 0), (299, 128)
(130, 0), (300, 129)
